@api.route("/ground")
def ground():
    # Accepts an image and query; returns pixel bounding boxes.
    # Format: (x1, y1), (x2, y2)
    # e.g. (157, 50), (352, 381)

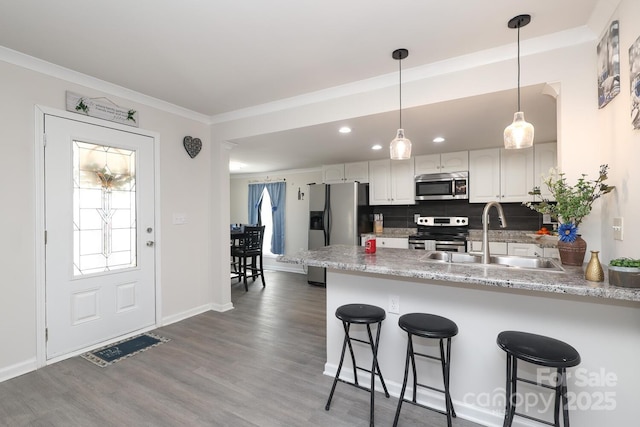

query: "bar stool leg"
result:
(343, 322), (360, 387)
(369, 322), (390, 398)
(503, 355), (518, 427)
(325, 323), (350, 411)
(393, 334), (412, 427)
(439, 338), (455, 426)
(561, 368), (570, 427)
(553, 368), (562, 427)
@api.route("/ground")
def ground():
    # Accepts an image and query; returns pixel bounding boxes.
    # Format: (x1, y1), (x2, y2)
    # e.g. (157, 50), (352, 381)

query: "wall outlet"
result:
(613, 217), (623, 241)
(388, 295), (400, 314)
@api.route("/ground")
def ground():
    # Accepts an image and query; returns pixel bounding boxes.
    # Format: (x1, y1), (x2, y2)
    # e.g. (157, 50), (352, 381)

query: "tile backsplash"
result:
(373, 200), (543, 230)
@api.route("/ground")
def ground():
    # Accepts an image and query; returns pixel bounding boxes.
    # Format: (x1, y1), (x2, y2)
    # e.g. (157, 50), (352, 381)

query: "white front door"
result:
(44, 115), (156, 360)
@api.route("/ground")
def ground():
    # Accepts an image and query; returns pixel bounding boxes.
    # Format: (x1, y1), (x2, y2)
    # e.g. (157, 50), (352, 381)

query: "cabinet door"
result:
(377, 237), (409, 249)
(469, 148), (500, 203)
(543, 247), (560, 259)
(390, 159), (415, 205)
(469, 240), (508, 255)
(440, 151), (469, 173)
(500, 147), (534, 203)
(322, 164), (345, 183)
(414, 154), (441, 175)
(369, 160), (392, 205)
(507, 243), (540, 257)
(534, 142), (557, 200)
(344, 161), (369, 183)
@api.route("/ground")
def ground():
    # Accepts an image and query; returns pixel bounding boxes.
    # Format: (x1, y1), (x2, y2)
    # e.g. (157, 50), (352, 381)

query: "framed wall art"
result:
(597, 20), (620, 109)
(630, 35), (640, 129)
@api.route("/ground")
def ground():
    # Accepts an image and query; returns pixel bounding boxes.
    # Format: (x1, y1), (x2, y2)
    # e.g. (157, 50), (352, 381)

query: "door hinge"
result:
(43, 133), (47, 147)
(45, 328), (49, 342)
(44, 230), (47, 245)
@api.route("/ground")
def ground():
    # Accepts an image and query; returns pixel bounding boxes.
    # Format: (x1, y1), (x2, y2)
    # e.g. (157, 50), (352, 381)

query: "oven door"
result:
(408, 239), (436, 250)
(434, 241), (467, 252)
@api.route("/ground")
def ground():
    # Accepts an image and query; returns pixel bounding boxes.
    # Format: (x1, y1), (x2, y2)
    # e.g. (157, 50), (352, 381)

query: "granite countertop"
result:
(278, 245), (640, 303)
(362, 229), (558, 248)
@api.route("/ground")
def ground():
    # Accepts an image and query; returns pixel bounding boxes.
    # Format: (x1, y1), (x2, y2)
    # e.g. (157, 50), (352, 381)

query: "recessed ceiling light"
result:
(433, 137), (445, 143)
(371, 144), (382, 150)
(339, 126), (352, 134)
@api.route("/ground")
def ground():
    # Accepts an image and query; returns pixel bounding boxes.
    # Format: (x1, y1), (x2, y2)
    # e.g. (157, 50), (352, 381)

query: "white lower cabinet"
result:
(377, 237), (409, 249)
(470, 241), (558, 259)
(360, 236), (409, 249)
(507, 243), (543, 257)
(468, 241), (508, 255)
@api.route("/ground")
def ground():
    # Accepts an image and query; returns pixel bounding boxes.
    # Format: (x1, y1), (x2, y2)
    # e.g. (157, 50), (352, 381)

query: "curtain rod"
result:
(248, 177), (286, 184)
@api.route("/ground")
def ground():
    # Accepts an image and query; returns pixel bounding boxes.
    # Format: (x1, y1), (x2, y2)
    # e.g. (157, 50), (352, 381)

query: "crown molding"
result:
(0, 45), (212, 124)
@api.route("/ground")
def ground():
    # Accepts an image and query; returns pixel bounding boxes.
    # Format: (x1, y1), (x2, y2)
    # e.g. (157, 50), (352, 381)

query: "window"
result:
(259, 188), (275, 256)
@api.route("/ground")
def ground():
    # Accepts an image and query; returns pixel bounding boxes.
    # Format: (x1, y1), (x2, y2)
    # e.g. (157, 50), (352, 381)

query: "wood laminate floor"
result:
(0, 271), (483, 426)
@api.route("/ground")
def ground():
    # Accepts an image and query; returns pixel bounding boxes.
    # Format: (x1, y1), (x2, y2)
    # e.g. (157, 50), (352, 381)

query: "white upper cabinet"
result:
(468, 147), (534, 203)
(500, 147), (534, 203)
(369, 159), (415, 205)
(469, 148), (501, 202)
(344, 161), (369, 183)
(533, 142), (557, 201)
(322, 161), (369, 183)
(414, 151), (469, 175)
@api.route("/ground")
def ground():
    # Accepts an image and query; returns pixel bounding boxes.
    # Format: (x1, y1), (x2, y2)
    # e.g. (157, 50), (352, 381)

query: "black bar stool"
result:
(393, 313), (458, 427)
(325, 303), (390, 427)
(497, 331), (581, 427)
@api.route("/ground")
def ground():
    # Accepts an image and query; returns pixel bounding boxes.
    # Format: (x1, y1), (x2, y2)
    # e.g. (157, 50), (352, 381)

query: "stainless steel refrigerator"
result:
(307, 182), (372, 285)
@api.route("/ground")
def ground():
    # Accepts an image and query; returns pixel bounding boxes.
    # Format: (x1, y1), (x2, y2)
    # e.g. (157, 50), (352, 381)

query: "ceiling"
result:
(0, 0), (603, 173)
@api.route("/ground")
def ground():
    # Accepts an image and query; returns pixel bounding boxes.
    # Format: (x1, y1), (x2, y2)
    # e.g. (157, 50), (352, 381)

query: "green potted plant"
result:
(524, 164), (615, 266)
(608, 258), (640, 288)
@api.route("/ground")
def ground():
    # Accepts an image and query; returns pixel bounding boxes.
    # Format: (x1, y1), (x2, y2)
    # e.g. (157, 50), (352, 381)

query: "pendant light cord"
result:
(517, 23), (521, 112)
(399, 56), (403, 129)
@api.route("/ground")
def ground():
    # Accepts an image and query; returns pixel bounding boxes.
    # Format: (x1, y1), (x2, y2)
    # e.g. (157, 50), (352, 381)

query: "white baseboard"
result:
(0, 357), (37, 383)
(161, 303), (215, 326)
(323, 362), (514, 427)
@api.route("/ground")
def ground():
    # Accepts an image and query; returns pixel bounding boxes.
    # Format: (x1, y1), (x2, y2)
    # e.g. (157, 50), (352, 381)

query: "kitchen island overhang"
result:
(279, 245), (640, 427)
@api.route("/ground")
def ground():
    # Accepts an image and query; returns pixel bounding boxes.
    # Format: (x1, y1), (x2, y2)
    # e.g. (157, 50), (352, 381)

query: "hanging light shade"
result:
(504, 14), (534, 149)
(390, 48), (412, 159)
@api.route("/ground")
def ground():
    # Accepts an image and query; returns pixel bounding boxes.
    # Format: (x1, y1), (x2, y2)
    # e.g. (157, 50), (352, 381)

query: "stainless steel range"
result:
(408, 216), (469, 251)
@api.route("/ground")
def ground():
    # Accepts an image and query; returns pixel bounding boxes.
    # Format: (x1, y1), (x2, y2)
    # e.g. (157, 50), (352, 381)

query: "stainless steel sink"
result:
(421, 251), (564, 272)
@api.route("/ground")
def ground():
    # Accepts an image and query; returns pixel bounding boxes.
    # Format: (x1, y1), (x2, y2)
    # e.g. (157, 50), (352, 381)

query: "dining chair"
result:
(230, 225), (266, 291)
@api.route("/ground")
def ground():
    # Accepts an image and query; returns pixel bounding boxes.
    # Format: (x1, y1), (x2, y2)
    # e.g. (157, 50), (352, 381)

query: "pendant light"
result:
(504, 14), (534, 149)
(390, 48), (412, 159)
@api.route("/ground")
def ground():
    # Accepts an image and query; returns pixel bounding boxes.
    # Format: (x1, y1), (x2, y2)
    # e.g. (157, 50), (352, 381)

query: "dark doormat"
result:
(80, 332), (170, 367)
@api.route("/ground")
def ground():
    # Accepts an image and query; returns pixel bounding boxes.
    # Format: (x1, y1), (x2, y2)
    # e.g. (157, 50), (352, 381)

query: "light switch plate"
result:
(172, 213), (188, 225)
(613, 217), (623, 241)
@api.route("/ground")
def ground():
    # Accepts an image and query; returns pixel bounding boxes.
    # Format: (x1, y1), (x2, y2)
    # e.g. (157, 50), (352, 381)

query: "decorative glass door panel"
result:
(73, 141), (137, 275)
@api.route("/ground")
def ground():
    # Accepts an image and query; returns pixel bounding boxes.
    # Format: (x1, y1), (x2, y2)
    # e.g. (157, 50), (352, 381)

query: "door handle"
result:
(146, 241), (155, 247)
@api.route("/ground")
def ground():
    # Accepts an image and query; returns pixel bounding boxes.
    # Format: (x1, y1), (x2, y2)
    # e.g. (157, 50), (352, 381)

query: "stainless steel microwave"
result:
(415, 171), (469, 201)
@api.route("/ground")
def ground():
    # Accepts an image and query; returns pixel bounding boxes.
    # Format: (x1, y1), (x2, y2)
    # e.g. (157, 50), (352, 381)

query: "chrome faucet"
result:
(482, 201), (508, 264)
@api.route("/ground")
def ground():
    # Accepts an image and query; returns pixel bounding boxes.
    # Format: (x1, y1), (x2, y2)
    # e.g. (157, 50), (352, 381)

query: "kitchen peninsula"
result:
(279, 245), (640, 427)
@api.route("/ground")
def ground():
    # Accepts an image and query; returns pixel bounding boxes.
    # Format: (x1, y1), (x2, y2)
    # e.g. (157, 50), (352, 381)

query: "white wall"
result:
(230, 169), (322, 273)
(0, 59), (224, 381)
(597, 0), (640, 261)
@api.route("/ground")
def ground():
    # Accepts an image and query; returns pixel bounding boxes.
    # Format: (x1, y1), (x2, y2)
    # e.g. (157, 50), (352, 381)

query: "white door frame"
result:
(34, 105), (162, 367)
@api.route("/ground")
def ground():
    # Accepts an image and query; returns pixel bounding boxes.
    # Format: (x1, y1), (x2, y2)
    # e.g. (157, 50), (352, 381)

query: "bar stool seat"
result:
(497, 331), (581, 427)
(393, 313), (458, 427)
(325, 304), (389, 427)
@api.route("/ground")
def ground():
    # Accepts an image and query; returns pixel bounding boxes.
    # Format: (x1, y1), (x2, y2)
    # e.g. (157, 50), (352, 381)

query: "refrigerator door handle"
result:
(324, 186), (330, 245)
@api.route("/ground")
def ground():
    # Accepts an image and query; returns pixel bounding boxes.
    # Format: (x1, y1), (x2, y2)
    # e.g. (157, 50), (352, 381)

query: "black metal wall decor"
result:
(183, 136), (202, 158)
